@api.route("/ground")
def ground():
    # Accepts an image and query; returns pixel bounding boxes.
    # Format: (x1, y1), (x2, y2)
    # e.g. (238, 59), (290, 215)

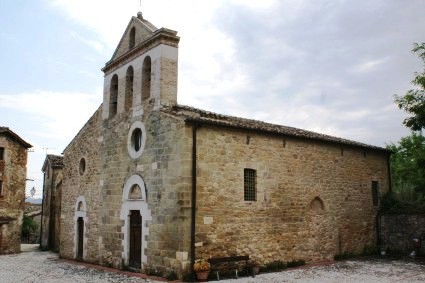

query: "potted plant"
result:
(193, 258), (210, 282)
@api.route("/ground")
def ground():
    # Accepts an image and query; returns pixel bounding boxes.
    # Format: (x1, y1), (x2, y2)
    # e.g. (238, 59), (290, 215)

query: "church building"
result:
(59, 12), (390, 277)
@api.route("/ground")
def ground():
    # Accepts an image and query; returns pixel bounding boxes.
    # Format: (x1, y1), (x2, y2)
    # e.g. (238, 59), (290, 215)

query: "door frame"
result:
(74, 196), (87, 260)
(120, 175), (152, 268)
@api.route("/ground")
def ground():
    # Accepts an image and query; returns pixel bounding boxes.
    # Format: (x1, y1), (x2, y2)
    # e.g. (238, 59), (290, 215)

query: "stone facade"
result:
(194, 125), (389, 262)
(0, 127), (32, 254)
(40, 154), (63, 251)
(59, 12), (390, 277)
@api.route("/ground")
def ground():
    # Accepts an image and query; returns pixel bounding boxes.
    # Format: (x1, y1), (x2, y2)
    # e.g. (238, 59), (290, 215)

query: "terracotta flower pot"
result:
(196, 271), (209, 282)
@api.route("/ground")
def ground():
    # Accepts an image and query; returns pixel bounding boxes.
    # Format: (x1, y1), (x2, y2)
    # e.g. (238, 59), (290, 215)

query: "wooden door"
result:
(129, 210), (142, 269)
(77, 217), (84, 259)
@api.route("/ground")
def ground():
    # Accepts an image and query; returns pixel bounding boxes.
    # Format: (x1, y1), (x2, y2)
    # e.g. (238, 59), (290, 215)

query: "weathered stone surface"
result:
(193, 125), (388, 263)
(0, 127), (31, 254)
(40, 154), (63, 251)
(380, 214), (425, 254)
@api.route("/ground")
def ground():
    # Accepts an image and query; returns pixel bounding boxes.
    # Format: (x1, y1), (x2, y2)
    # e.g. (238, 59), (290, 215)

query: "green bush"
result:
(286, 259), (306, 268)
(381, 192), (425, 214)
(165, 270), (178, 281)
(265, 260), (286, 271)
(182, 272), (196, 282)
(334, 252), (355, 261)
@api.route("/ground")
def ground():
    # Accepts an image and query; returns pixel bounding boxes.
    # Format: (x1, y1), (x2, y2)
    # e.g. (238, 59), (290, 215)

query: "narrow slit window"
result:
(0, 147), (4, 160)
(0, 181), (3, 196)
(129, 27), (136, 49)
(109, 74), (119, 117)
(371, 181), (379, 206)
(244, 169), (256, 201)
(142, 56), (151, 101)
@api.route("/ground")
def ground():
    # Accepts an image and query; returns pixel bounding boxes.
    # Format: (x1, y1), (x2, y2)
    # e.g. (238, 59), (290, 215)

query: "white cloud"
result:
(350, 57), (389, 73)
(0, 90), (101, 142)
(70, 31), (105, 53)
(42, 0), (423, 150)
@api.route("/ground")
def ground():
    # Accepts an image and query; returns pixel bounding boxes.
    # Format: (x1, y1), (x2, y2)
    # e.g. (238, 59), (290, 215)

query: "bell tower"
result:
(101, 12), (180, 120)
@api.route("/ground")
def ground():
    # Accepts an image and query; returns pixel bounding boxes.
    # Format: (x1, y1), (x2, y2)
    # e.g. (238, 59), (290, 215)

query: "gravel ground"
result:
(1, 245), (424, 282)
(218, 258), (425, 283)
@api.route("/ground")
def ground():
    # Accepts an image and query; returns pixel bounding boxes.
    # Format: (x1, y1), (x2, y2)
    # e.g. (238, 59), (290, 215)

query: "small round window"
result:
(79, 158), (86, 176)
(127, 121), (146, 159)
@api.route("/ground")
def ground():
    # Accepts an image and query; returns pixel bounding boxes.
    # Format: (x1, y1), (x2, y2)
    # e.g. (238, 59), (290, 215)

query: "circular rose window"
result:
(127, 121), (146, 159)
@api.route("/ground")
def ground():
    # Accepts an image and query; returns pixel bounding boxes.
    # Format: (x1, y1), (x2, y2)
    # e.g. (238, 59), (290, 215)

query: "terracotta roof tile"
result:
(163, 105), (388, 152)
(46, 154), (64, 168)
(0, 127), (32, 148)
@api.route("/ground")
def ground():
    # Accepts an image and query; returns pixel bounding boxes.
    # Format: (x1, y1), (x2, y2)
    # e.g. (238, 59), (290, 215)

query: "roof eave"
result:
(185, 117), (390, 153)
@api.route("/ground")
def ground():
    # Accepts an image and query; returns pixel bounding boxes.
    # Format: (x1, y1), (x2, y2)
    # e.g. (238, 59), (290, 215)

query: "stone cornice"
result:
(102, 28), (180, 75)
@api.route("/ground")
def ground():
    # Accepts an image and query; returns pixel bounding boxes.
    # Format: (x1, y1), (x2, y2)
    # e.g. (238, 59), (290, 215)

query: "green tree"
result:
(387, 133), (425, 196)
(394, 43), (425, 131)
(21, 214), (38, 242)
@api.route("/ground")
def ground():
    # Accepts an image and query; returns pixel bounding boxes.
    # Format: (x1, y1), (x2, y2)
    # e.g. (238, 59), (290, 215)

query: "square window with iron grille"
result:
(244, 169), (256, 201)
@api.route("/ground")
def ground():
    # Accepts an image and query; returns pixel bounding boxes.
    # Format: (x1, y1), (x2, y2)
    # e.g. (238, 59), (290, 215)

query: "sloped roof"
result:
(109, 12), (158, 62)
(46, 154), (64, 168)
(102, 13), (179, 74)
(0, 127), (32, 148)
(162, 105), (389, 152)
(42, 154), (64, 172)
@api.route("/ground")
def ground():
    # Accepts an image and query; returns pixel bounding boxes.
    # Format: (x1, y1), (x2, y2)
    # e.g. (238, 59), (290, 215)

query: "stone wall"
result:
(0, 133), (28, 254)
(60, 108), (102, 261)
(41, 165), (63, 251)
(96, 106), (191, 271)
(61, 103), (192, 273)
(379, 214), (425, 255)
(194, 125), (389, 264)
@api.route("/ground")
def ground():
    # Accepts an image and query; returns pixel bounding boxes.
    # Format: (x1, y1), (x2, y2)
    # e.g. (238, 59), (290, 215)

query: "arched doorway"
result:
(74, 196), (87, 260)
(305, 196), (335, 261)
(120, 175), (152, 268)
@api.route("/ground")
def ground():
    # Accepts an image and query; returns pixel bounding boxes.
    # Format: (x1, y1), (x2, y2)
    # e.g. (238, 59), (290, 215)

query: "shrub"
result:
(182, 272), (196, 282)
(334, 252), (355, 261)
(265, 260), (286, 271)
(165, 270), (178, 281)
(286, 259), (306, 268)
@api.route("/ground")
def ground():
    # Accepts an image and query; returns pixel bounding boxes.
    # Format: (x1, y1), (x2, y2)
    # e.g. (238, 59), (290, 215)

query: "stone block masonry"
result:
(379, 214), (425, 255)
(194, 125), (389, 263)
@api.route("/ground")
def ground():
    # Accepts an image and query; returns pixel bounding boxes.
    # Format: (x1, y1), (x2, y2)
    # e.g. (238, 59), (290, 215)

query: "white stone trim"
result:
(127, 121), (146, 159)
(73, 196), (88, 260)
(120, 175), (152, 267)
(102, 44), (178, 120)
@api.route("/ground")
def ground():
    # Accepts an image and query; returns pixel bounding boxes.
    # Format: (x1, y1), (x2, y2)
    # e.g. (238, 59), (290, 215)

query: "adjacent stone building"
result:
(59, 12), (391, 277)
(40, 154), (63, 251)
(0, 127), (32, 254)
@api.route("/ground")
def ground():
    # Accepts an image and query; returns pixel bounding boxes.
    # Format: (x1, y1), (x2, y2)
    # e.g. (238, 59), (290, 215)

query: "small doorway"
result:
(129, 210), (142, 269)
(77, 217), (84, 260)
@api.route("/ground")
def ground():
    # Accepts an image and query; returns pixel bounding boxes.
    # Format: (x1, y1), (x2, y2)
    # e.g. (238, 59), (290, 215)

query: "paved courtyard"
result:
(0, 245), (424, 282)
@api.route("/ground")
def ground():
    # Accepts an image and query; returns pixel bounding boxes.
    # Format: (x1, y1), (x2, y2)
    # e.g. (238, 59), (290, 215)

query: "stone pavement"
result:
(0, 244), (166, 283)
(1, 245), (425, 282)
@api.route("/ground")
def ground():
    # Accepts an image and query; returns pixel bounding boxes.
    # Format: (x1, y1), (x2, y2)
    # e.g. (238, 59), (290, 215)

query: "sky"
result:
(0, 0), (424, 199)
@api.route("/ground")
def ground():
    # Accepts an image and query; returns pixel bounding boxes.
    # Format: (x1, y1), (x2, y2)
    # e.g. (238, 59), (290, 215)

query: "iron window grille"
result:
(244, 169), (256, 201)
